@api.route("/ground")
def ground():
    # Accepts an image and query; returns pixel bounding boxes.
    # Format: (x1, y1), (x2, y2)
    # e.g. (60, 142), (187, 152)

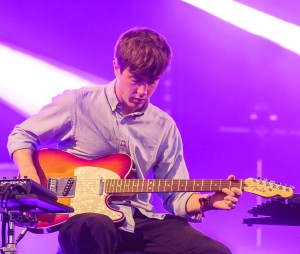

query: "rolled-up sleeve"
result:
(7, 90), (75, 157)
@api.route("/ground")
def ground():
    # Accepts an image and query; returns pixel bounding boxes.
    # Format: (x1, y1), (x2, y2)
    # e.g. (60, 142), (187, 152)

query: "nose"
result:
(137, 83), (149, 97)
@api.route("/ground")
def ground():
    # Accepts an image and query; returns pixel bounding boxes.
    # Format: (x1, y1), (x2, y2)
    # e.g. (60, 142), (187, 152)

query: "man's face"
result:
(114, 60), (159, 114)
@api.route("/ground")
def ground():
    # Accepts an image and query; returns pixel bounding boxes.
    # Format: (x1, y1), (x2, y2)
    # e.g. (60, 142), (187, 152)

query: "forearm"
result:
(12, 149), (40, 184)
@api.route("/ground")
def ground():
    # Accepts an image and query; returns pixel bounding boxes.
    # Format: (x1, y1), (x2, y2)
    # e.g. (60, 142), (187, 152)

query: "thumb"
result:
(227, 174), (235, 180)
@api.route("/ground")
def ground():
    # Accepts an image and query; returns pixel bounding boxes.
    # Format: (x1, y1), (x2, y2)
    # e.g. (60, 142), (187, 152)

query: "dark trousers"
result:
(58, 210), (231, 254)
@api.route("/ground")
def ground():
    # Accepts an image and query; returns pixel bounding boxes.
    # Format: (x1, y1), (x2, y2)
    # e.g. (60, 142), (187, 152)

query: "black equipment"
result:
(243, 194), (300, 226)
(0, 178), (73, 254)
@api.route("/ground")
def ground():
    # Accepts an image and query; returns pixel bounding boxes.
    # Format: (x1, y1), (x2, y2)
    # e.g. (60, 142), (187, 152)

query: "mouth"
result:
(132, 98), (146, 104)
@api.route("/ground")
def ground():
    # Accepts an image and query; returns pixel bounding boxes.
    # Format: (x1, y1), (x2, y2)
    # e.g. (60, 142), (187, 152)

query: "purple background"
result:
(0, 1), (300, 253)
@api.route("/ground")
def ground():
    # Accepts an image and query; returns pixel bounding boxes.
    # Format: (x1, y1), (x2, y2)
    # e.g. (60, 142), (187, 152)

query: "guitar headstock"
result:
(243, 178), (294, 198)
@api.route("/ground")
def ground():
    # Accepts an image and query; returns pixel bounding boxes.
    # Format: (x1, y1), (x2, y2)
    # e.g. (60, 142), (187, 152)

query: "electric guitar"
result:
(30, 149), (294, 233)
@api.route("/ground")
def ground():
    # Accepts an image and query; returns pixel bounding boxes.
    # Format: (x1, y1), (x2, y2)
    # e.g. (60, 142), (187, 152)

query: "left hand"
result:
(208, 175), (242, 210)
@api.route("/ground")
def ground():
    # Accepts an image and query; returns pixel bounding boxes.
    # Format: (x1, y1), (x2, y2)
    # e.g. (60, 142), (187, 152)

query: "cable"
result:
(16, 227), (28, 244)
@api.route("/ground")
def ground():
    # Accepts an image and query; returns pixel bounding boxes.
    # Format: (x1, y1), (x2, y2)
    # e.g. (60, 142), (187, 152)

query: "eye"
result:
(132, 79), (140, 84)
(131, 78), (145, 86)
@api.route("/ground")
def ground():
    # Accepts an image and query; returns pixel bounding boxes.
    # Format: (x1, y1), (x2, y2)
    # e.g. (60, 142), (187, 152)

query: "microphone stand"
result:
(1, 210), (17, 254)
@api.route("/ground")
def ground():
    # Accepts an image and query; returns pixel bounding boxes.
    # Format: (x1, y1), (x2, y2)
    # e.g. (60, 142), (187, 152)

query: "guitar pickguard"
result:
(69, 166), (124, 222)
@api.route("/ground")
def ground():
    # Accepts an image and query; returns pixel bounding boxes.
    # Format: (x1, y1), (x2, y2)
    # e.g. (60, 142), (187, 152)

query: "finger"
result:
(225, 196), (239, 204)
(223, 187), (242, 197)
(227, 174), (235, 180)
(224, 200), (236, 209)
(228, 202), (236, 209)
(231, 187), (243, 196)
(222, 188), (236, 196)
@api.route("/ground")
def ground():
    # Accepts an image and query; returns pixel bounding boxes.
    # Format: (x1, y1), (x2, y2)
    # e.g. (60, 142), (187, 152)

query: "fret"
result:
(210, 180), (221, 191)
(115, 179), (119, 193)
(122, 179), (126, 193)
(105, 179), (109, 193)
(148, 180), (153, 192)
(110, 179), (113, 193)
(179, 179), (183, 191)
(126, 179), (129, 192)
(142, 179), (145, 193)
(118, 179), (122, 193)
(111, 179), (115, 193)
(134, 179), (138, 192)
(193, 180), (202, 191)
(130, 179), (133, 192)
(135, 179), (139, 193)
(168, 180), (172, 191)
(127, 179), (131, 192)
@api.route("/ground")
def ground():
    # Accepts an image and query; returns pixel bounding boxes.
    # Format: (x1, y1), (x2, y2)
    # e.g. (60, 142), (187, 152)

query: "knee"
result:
(202, 240), (232, 254)
(59, 213), (118, 253)
(79, 213), (115, 229)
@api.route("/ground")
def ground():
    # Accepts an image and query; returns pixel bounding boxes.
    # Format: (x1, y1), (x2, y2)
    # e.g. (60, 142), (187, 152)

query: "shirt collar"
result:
(105, 79), (148, 116)
(106, 79), (119, 112)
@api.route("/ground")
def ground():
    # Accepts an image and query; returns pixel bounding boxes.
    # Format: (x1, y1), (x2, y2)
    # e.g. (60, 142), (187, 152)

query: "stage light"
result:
(0, 43), (107, 116)
(182, 0), (300, 55)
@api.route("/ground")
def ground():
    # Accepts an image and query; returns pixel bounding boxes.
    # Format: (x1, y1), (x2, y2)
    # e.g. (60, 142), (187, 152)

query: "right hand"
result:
(12, 149), (41, 184)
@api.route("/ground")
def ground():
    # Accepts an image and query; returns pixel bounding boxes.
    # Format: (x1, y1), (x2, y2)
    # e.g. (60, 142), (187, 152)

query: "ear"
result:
(113, 59), (121, 78)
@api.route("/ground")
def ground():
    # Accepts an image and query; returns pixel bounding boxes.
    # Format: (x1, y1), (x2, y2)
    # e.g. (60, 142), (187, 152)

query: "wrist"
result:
(199, 194), (215, 213)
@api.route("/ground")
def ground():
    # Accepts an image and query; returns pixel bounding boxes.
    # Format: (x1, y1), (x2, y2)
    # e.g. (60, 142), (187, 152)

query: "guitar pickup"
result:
(48, 177), (77, 197)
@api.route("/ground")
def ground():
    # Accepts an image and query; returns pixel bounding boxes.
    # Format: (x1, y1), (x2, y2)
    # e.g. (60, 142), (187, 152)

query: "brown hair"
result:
(114, 27), (172, 83)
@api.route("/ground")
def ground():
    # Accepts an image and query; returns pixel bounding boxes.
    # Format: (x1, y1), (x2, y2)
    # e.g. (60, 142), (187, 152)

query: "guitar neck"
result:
(105, 179), (243, 194)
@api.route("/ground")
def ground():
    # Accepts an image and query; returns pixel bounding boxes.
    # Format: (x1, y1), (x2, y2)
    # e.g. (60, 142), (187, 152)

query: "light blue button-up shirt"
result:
(7, 80), (201, 232)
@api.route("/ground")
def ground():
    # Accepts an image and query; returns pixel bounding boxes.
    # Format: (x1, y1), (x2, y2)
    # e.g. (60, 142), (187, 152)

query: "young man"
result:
(7, 27), (242, 254)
